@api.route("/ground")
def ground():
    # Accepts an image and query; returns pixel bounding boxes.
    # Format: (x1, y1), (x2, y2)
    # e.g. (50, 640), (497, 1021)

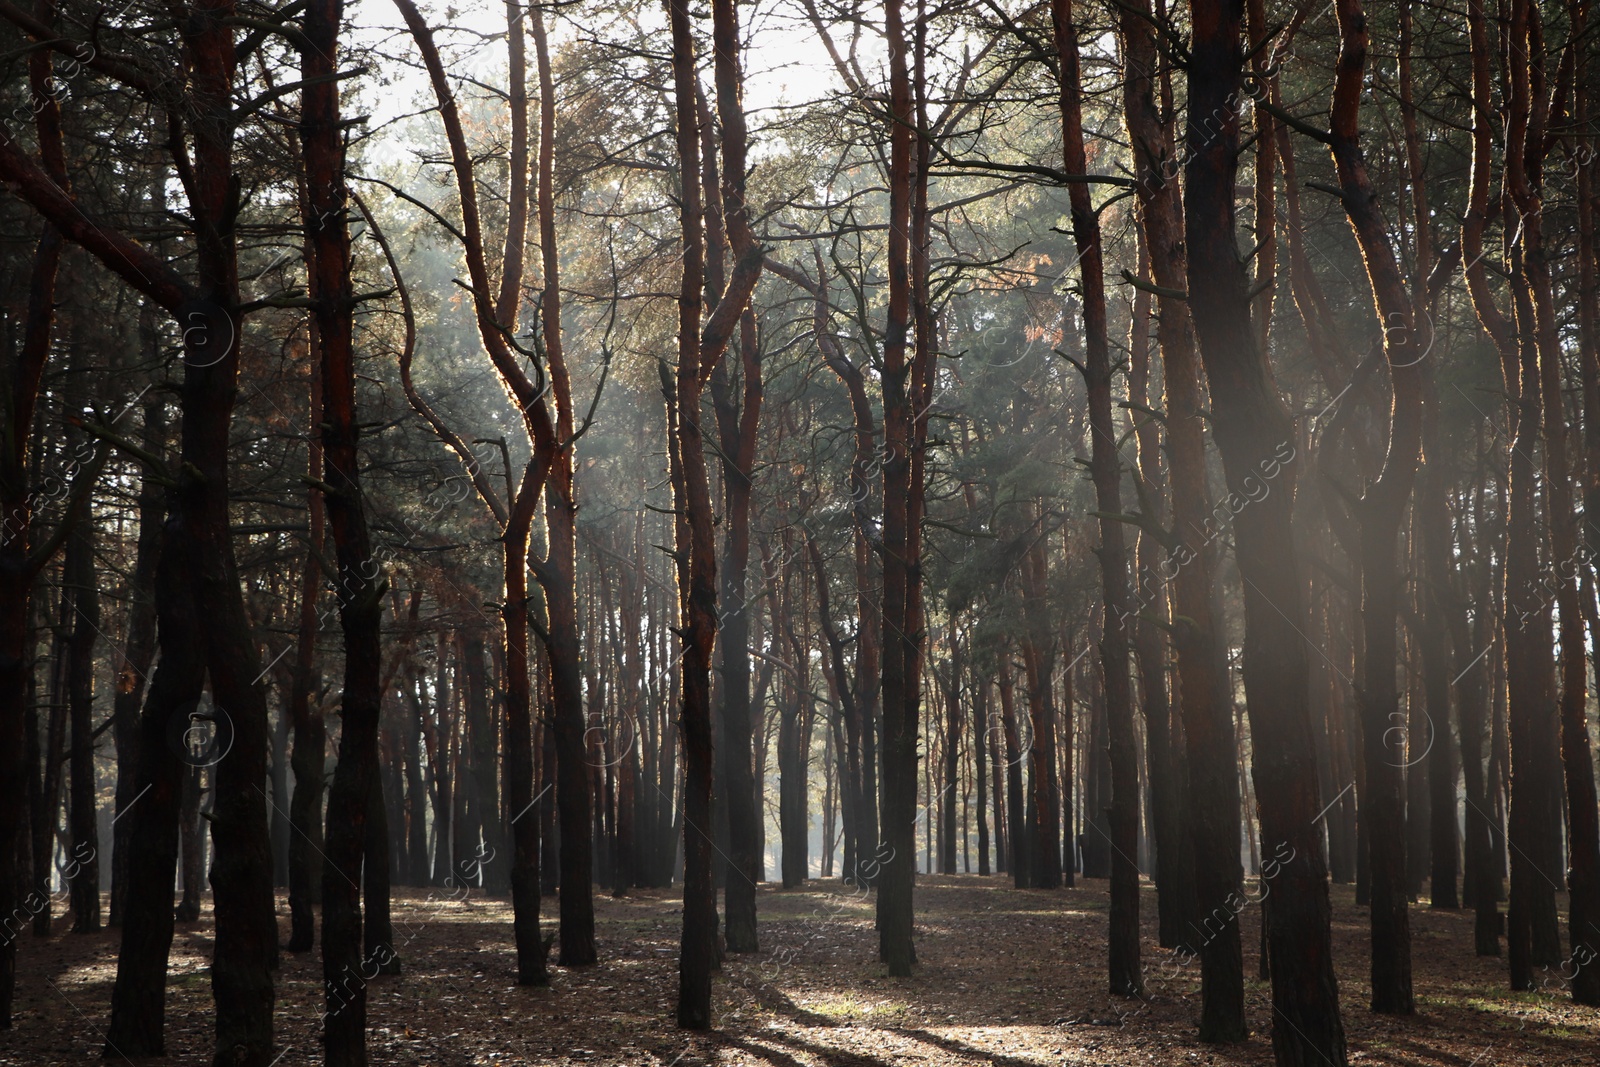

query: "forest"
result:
(0, 0), (1597, 1063)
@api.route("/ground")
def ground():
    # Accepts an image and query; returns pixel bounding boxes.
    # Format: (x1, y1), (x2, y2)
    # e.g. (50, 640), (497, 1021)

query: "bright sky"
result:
(352, 0), (877, 166)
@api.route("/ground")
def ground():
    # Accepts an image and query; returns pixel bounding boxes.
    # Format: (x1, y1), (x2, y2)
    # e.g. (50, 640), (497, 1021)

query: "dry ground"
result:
(4, 875), (1597, 1066)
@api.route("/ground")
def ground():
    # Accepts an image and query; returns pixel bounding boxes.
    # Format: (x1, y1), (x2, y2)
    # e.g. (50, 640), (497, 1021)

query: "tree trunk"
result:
(110, 392), (165, 928)
(286, 340), (326, 954)
(876, 0), (928, 979)
(302, 0), (392, 1055)
(0, 8), (279, 1058)
(1121, 0), (1246, 1019)
(974, 676), (990, 876)
(392, 0), (568, 986)
(516, 3), (597, 971)
(1329, 0), (1427, 1012)
(104, 522), (203, 1054)
(1018, 508), (1060, 889)
(940, 638), (963, 875)
(779, 664), (809, 888)
(998, 657), (1027, 887)
(177, 763), (204, 923)
(1574, 0), (1600, 1002)
(712, 309), (764, 950)
(1184, 0), (1347, 1058)
(462, 635), (506, 893)
(1123, 231), (1194, 951)
(1056, 0), (1138, 994)
(0, 11), (65, 1019)
(65, 512), (99, 932)
(666, 0), (761, 1024)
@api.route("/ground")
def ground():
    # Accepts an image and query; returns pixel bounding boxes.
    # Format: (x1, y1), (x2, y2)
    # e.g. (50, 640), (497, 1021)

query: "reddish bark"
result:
(524, 2), (597, 968)
(391, 0), (568, 985)
(665, 0), (761, 1024)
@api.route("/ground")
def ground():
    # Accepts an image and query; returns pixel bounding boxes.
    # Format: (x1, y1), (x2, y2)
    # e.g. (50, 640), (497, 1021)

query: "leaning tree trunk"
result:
(391, 0), (566, 985)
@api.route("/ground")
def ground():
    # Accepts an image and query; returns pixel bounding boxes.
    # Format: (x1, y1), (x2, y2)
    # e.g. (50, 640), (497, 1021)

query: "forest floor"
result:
(4, 874), (1597, 1066)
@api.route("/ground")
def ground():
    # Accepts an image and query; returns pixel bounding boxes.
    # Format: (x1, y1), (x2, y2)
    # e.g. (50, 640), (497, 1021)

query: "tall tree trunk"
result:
(1494, 0), (1565, 986)
(462, 635), (506, 893)
(1124, 233), (1194, 951)
(286, 339), (326, 954)
(0, 8), (278, 1058)
(1055, 0), (1138, 995)
(0, 10), (65, 1015)
(809, 535), (860, 885)
(1574, 0), (1600, 1003)
(1018, 506), (1060, 889)
(778, 653), (809, 888)
(974, 676), (990, 876)
(518, 2), (597, 969)
(1395, 0), (1460, 916)
(391, 0), (566, 985)
(177, 763), (204, 922)
(1121, 0), (1245, 1020)
(184, 15), (280, 1059)
(1459, 0), (1518, 963)
(1330, 0), (1426, 1013)
(713, 308), (763, 950)
(104, 517), (203, 1055)
(110, 391), (165, 928)
(37, 576), (68, 937)
(876, 0), (929, 979)
(940, 636), (963, 875)
(303, 0), (390, 1055)
(998, 657), (1027, 887)
(1184, 0), (1347, 1059)
(65, 517), (99, 932)
(1523, 0), (1600, 1004)
(666, 0), (761, 1024)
